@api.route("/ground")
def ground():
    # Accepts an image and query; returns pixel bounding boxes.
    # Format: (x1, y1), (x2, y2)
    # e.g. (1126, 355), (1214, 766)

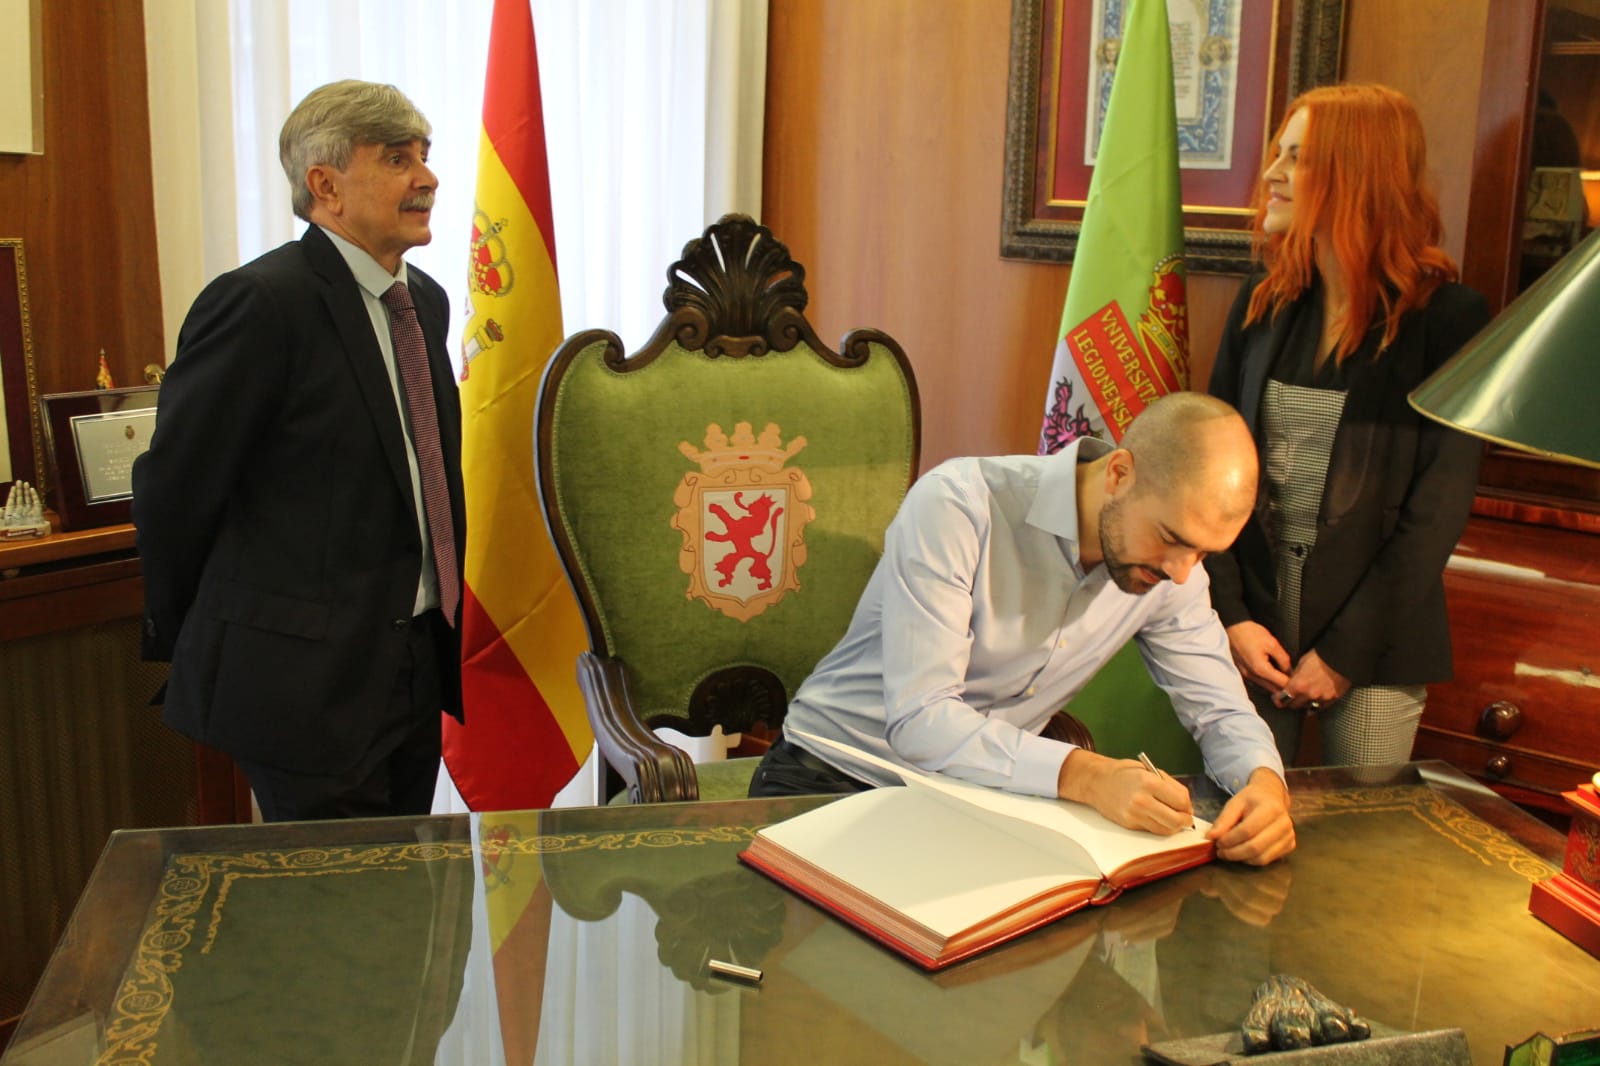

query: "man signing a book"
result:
(748, 392), (1295, 866)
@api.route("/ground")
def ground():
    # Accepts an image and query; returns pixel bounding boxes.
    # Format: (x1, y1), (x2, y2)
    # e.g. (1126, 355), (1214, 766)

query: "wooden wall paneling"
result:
(765, 0), (1069, 467)
(0, 0), (164, 409)
(1341, 0), (1491, 271)
(1457, 1), (1543, 311)
(1185, 273), (1244, 394)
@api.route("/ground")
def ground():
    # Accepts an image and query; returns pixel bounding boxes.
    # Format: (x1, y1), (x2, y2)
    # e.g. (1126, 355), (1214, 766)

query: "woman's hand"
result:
(1282, 650), (1351, 709)
(1225, 621), (1292, 692)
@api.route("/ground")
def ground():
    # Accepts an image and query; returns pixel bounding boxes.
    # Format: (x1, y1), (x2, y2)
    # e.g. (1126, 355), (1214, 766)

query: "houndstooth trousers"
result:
(1252, 380), (1426, 767)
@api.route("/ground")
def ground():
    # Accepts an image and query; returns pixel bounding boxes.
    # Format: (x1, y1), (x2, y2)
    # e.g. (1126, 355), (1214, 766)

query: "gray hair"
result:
(279, 80), (432, 221)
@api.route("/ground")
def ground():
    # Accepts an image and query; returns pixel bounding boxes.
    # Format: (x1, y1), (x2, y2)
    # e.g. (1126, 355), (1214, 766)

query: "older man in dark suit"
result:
(132, 80), (464, 821)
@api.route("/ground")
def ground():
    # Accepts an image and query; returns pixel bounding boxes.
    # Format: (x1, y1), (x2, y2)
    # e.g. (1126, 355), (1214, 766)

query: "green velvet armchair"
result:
(534, 214), (921, 803)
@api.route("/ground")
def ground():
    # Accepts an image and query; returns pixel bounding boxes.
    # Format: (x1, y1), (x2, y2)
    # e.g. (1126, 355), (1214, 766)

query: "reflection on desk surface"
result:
(1, 762), (1588, 1066)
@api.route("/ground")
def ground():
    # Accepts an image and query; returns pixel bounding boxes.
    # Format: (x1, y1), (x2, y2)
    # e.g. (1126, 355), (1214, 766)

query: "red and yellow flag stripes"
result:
(444, 0), (589, 812)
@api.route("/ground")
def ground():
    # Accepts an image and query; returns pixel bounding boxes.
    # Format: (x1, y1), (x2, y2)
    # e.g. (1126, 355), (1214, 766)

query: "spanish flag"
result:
(1038, 0), (1188, 451)
(444, 0), (589, 812)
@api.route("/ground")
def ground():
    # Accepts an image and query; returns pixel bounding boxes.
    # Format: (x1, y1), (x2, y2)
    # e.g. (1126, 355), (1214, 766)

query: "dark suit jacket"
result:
(1204, 277), (1489, 688)
(131, 226), (465, 776)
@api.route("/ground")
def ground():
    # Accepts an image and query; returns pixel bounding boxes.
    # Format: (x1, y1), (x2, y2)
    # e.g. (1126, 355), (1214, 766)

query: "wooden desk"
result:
(2, 763), (1591, 1065)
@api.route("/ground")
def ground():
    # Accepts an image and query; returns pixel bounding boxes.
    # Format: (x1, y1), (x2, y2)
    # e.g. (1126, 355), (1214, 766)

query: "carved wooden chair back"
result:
(534, 214), (921, 802)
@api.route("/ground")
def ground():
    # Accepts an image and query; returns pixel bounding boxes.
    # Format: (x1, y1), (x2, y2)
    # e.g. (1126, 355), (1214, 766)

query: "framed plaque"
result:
(39, 386), (159, 530)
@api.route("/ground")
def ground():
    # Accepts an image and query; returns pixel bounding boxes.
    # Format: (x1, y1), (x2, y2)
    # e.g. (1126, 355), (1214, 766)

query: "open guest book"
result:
(738, 732), (1215, 970)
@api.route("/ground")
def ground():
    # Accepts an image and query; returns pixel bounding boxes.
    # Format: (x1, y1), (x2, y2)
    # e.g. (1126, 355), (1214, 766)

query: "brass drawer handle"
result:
(1476, 701), (1522, 740)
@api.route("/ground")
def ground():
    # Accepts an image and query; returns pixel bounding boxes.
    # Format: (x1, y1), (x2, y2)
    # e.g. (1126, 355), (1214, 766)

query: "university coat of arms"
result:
(672, 422), (814, 622)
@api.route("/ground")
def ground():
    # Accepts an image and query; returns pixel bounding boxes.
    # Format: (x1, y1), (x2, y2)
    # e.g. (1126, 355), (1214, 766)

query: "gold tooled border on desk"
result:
(471, 822), (759, 899)
(97, 827), (760, 1065)
(99, 842), (468, 1066)
(1290, 785), (1558, 883)
(484, 823), (758, 859)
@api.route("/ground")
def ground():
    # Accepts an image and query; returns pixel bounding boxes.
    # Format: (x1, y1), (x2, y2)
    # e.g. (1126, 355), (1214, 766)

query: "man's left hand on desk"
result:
(1207, 767), (1295, 866)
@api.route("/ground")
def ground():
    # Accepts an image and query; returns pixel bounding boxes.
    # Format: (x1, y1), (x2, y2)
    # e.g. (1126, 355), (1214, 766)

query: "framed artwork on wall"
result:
(0, 239), (41, 496)
(1001, 0), (1346, 272)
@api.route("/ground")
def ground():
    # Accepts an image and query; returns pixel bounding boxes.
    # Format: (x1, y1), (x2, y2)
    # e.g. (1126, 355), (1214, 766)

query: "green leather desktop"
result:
(3, 762), (1593, 1065)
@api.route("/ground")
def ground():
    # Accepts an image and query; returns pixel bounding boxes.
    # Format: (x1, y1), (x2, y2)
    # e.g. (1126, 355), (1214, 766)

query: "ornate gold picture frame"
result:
(0, 238), (41, 494)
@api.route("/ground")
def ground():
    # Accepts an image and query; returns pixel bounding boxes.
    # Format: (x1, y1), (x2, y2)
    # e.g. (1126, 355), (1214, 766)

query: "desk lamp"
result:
(1409, 226), (1600, 958)
(1410, 226), (1600, 469)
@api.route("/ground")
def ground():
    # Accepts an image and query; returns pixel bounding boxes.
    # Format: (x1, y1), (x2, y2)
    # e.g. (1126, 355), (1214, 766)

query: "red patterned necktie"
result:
(380, 281), (459, 627)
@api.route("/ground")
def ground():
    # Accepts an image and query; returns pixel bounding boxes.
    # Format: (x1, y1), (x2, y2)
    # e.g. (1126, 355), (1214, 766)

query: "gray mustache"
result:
(402, 195), (434, 211)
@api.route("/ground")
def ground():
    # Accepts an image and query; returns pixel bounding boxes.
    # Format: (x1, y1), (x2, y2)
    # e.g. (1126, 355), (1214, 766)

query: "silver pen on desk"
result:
(1138, 751), (1196, 830)
(708, 959), (763, 984)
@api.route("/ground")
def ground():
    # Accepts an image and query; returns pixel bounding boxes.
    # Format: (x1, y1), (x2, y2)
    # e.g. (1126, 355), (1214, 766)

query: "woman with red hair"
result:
(1205, 83), (1489, 766)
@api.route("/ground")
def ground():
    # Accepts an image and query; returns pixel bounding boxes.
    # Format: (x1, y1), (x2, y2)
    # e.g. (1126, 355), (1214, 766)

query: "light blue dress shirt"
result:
(783, 437), (1283, 798)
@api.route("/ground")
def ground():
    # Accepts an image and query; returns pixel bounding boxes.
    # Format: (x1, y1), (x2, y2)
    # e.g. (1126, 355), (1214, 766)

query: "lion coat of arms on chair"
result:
(673, 421), (814, 622)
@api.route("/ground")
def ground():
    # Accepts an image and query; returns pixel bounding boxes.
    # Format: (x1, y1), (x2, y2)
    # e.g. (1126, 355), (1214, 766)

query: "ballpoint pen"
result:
(1138, 751), (1196, 830)
(708, 959), (763, 984)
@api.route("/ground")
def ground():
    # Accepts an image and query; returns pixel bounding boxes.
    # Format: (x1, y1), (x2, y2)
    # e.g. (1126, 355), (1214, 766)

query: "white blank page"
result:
(757, 787), (1098, 938)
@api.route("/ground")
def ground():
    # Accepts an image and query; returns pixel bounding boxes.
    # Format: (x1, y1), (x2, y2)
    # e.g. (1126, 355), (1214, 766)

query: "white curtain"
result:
(143, 2), (241, 360)
(534, 0), (767, 353)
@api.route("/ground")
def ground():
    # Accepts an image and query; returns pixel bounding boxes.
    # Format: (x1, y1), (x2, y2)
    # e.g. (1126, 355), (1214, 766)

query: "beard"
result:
(1098, 495), (1168, 596)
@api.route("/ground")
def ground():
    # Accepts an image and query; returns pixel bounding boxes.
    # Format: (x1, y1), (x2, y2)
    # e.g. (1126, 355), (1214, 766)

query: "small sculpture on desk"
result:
(1241, 974), (1371, 1053)
(2, 480), (50, 539)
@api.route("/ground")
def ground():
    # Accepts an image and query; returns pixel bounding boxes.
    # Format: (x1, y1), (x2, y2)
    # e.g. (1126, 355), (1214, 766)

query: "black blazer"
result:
(1204, 277), (1489, 688)
(131, 226), (465, 776)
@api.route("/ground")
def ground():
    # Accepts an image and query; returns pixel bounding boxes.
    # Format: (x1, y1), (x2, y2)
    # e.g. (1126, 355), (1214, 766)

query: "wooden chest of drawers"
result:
(1414, 514), (1600, 813)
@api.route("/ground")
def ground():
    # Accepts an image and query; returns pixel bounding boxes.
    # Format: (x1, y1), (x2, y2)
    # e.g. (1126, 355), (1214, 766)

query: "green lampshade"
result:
(1409, 226), (1600, 469)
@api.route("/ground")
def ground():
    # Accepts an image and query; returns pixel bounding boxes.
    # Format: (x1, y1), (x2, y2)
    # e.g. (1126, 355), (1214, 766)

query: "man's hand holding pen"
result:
(1138, 751), (1196, 830)
(1057, 748), (1195, 835)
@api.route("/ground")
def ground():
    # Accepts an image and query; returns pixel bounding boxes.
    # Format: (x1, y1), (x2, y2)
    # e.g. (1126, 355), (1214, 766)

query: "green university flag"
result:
(1040, 0), (1189, 451)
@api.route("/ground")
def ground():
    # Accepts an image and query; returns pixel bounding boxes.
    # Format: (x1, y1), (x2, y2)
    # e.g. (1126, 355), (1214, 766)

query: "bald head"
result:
(1119, 393), (1258, 521)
